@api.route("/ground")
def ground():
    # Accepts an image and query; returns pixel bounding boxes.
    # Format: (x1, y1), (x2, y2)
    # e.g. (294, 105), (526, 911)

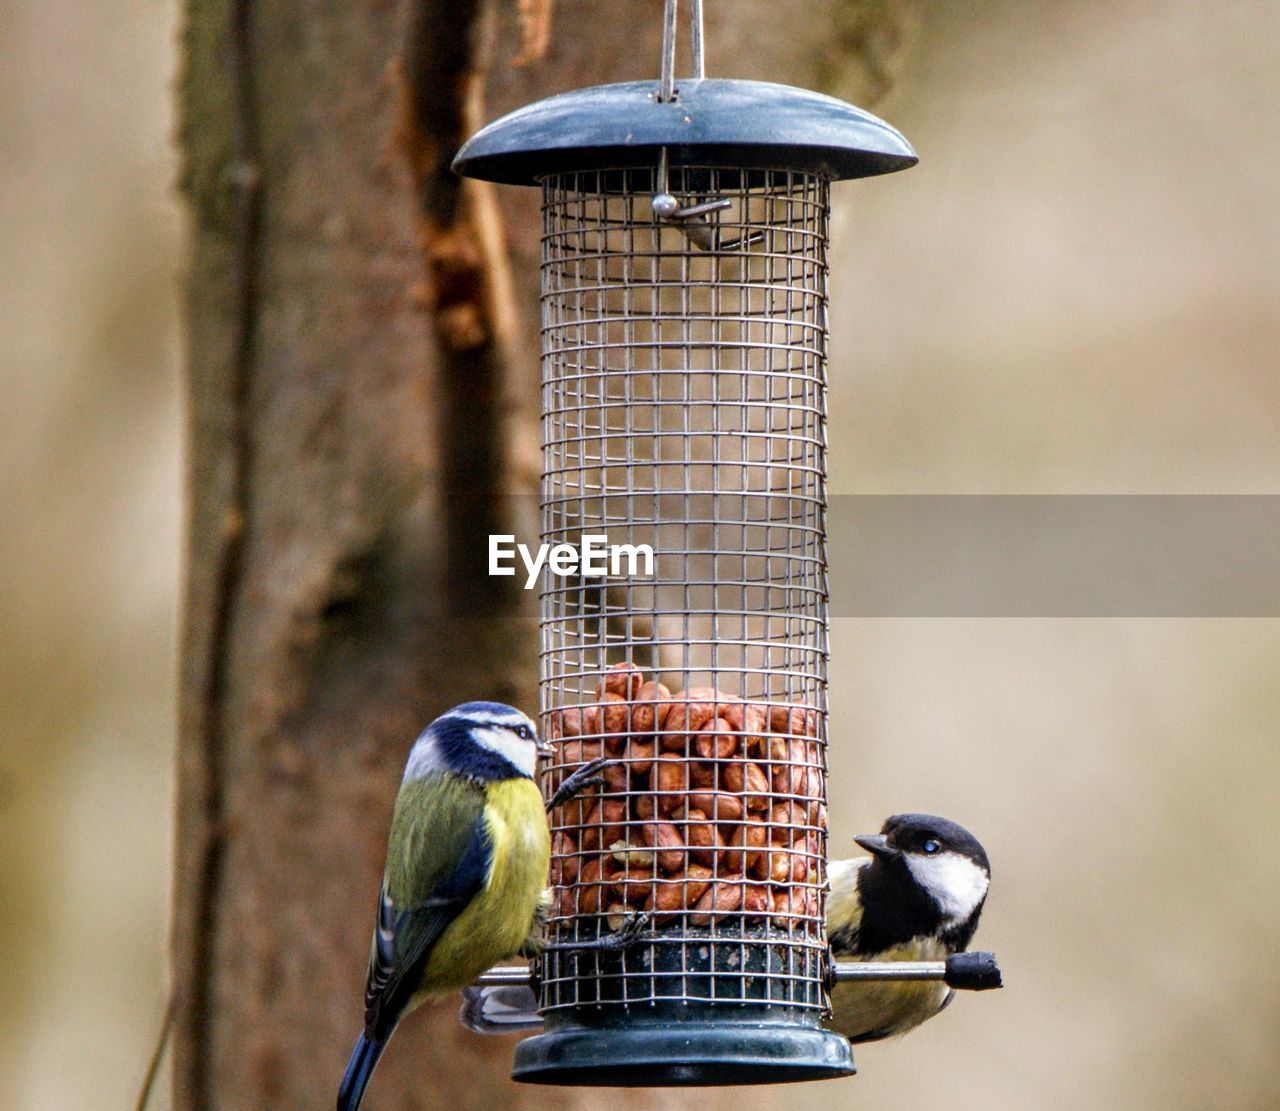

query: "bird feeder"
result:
(454, 0), (915, 1086)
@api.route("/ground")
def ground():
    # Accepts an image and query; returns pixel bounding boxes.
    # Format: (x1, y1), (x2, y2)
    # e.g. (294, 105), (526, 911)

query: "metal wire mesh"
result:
(538, 165), (831, 1015)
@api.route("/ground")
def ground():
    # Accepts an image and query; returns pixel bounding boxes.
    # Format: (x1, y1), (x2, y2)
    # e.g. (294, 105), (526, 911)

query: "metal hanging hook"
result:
(658, 0), (679, 103)
(652, 1), (762, 251)
(690, 0), (705, 80)
(657, 0), (701, 103)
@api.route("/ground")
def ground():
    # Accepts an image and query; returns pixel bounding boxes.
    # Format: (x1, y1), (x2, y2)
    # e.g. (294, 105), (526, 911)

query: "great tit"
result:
(459, 812), (991, 1048)
(828, 812), (991, 1044)
(337, 702), (552, 1111)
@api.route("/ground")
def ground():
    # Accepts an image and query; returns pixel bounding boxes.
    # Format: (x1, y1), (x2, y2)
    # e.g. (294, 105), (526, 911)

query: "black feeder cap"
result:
(452, 78), (916, 184)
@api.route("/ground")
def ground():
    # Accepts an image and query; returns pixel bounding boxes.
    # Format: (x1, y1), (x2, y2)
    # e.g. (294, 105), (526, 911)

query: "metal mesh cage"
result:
(537, 165), (833, 1034)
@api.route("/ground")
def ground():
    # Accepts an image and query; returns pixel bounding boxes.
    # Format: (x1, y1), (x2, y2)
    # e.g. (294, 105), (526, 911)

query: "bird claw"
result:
(544, 756), (614, 813)
(542, 911), (651, 954)
(600, 910), (651, 951)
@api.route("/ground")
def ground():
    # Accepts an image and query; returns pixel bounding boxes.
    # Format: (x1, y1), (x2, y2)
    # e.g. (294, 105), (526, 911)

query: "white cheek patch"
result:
(472, 725), (537, 778)
(905, 851), (989, 923)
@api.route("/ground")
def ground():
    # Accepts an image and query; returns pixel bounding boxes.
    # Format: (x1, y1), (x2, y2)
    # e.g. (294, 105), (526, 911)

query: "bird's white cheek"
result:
(473, 726), (537, 777)
(905, 853), (988, 923)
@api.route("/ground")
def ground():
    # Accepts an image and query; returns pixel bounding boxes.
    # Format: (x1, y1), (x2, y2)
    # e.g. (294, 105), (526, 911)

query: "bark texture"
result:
(174, 1), (912, 1107)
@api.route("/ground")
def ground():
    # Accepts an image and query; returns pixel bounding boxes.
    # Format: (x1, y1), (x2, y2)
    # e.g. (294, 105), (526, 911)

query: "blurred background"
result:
(1, 0), (1276, 1108)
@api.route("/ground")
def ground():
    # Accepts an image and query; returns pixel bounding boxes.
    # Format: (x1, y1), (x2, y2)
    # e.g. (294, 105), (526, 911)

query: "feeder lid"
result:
(452, 78), (916, 185)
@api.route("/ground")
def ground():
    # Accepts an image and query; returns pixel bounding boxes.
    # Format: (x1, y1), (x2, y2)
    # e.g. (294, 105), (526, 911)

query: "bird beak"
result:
(535, 737), (555, 758)
(854, 833), (899, 858)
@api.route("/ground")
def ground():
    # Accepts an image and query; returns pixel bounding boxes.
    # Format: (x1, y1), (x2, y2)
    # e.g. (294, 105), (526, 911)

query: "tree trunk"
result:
(173, 1), (910, 1106)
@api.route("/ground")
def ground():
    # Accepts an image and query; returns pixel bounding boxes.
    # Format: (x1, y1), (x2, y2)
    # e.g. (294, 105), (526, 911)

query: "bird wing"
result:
(363, 775), (492, 1040)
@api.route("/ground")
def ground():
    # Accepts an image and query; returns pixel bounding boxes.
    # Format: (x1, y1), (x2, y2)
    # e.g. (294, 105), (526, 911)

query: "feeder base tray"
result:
(512, 1017), (854, 1086)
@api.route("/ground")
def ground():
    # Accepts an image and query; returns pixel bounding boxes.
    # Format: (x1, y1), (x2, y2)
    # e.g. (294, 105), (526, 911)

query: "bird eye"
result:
(513, 724), (533, 740)
(923, 839), (941, 854)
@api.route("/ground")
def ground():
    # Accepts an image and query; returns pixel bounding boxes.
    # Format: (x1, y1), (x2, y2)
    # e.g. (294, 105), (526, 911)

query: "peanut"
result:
(552, 832), (580, 884)
(799, 887), (820, 920)
(685, 791), (744, 823)
(631, 680), (672, 734)
(625, 735), (657, 775)
(751, 846), (792, 884)
(599, 661), (644, 700)
(721, 759), (770, 811)
(658, 731), (688, 754)
(652, 755), (689, 814)
(802, 829), (824, 860)
(602, 760), (630, 793)
(646, 865), (713, 917)
(613, 867), (655, 906)
(556, 738), (603, 768)
(741, 884), (771, 915)
(681, 807), (726, 865)
(722, 815), (767, 872)
(689, 761), (716, 789)
(771, 738), (816, 797)
(788, 854), (810, 884)
(580, 804), (602, 851)
(605, 902), (631, 932)
(693, 718), (739, 760)
(556, 886), (575, 918)
(662, 687), (732, 735)
(599, 691), (629, 735)
(763, 734), (788, 763)
(769, 801), (806, 834)
(599, 798), (626, 842)
(580, 799), (626, 851)
(689, 878), (744, 925)
(720, 701), (766, 750)
(638, 821), (686, 873)
(556, 795), (592, 826)
(577, 858), (614, 915)
(609, 839), (645, 866)
(767, 704), (817, 737)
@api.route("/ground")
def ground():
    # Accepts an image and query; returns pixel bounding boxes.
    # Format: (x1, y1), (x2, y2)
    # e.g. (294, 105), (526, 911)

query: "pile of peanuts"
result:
(546, 662), (827, 932)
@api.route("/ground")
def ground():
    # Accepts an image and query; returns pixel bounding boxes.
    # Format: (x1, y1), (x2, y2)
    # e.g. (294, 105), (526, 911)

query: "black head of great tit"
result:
(827, 813), (991, 1045)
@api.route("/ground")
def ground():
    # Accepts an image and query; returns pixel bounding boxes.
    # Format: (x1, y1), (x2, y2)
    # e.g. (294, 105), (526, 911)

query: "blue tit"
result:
(458, 812), (991, 1045)
(337, 702), (551, 1111)
(827, 813), (991, 1044)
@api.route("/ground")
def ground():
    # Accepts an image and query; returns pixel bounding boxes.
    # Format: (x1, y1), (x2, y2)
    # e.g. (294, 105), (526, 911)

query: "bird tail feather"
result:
(337, 1032), (385, 1111)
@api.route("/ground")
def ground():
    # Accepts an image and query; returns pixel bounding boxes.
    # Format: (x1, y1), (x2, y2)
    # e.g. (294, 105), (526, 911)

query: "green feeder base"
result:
(512, 1005), (855, 1086)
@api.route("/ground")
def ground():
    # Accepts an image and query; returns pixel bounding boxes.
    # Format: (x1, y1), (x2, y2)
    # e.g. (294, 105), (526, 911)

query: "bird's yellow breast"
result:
(419, 777), (549, 995)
